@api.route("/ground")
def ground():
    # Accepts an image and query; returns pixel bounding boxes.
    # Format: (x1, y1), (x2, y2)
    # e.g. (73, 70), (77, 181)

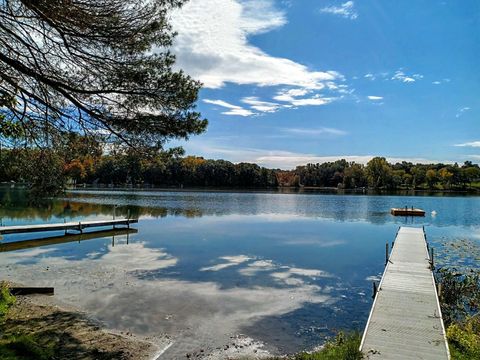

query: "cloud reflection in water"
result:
(0, 239), (335, 356)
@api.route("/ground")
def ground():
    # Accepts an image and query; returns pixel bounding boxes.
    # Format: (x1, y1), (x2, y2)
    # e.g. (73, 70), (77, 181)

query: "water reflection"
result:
(1, 236), (335, 356)
(0, 188), (479, 357)
(1, 188), (479, 228)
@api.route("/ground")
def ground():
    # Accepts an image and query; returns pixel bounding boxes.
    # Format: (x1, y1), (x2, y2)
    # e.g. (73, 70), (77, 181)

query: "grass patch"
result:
(294, 332), (362, 360)
(264, 332), (363, 360)
(0, 282), (16, 319)
(0, 335), (55, 360)
(0, 283), (55, 360)
(447, 316), (480, 360)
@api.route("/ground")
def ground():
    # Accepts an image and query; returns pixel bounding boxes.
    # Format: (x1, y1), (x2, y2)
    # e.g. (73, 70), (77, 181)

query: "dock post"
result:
(64, 219), (67, 235)
(372, 281), (377, 299)
(385, 242), (389, 266)
(430, 247), (434, 269)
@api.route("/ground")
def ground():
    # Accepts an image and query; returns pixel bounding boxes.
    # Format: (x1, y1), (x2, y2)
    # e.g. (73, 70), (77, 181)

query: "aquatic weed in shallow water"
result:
(435, 268), (480, 325)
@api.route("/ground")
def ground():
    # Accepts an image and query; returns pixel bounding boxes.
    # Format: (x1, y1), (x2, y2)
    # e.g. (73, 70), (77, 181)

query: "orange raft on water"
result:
(390, 207), (426, 216)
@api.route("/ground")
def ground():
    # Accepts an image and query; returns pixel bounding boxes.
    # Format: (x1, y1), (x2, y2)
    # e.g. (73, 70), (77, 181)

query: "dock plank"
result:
(360, 227), (450, 359)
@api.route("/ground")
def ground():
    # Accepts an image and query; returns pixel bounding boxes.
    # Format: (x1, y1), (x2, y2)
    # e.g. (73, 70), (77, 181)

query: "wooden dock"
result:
(0, 228), (138, 253)
(360, 227), (450, 359)
(390, 208), (425, 216)
(0, 218), (137, 235)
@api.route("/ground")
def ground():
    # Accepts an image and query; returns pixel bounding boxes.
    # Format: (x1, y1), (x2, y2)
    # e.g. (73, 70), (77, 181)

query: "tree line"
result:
(0, 137), (479, 192)
(292, 158), (480, 190)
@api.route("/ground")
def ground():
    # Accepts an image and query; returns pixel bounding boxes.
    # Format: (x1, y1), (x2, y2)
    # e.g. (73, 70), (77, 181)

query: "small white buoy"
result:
(431, 210), (437, 217)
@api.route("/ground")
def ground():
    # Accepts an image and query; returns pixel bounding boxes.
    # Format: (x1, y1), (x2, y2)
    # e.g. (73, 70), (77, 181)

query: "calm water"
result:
(1, 189), (479, 355)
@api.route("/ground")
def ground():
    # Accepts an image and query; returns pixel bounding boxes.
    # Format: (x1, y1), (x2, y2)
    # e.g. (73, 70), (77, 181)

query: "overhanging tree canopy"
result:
(0, 0), (207, 147)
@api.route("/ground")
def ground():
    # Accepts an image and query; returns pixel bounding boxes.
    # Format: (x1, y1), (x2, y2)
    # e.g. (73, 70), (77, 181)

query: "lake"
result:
(1, 189), (479, 357)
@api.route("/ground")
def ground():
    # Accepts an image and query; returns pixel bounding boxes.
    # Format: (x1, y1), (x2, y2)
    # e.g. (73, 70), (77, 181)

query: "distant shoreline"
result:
(64, 185), (480, 196)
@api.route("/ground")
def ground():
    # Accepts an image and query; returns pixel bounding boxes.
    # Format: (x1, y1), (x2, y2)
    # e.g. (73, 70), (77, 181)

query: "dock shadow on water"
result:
(1, 188), (479, 358)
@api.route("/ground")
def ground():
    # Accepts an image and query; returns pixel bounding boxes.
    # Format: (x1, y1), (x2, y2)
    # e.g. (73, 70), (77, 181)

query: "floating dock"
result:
(390, 208), (425, 216)
(360, 227), (450, 359)
(0, 218), (137, 235)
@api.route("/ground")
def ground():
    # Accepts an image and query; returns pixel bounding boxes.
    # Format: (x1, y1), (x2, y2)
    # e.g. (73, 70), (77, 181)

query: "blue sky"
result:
(169, 0), (479, 169)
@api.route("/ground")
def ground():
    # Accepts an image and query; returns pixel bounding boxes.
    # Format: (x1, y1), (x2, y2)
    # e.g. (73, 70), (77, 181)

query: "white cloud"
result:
(320, 1), (358, 20)
(455, 141), (480, 148)
(391, 70), (423, 83)
(203, 99), (254, 117)
(241, 97), (281, 113)
(223, 108), (255, 117)
(170, 0), (342, 90)
(455, 107), (471, 118)
(273, 88), (334, 107)
(364, 73), (375, 80)
(281, 127), (347, 136)
(203, 99), (238, 109)
(367, 96), (383, 100)
(432, 78), (451, 85)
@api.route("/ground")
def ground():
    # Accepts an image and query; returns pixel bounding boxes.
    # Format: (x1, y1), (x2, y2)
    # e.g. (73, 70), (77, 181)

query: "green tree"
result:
(411, 166), (426, 188)
(365, 157), (393, 188)
(463, 167), (480, 187)
(0, 0), (207, 148)
(439, 167), (454, 188)
(426, 169), (437, 189)
(343, 163), (366, 189)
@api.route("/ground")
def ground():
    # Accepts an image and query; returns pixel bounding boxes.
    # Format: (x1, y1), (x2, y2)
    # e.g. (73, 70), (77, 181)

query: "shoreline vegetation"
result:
(435, 268), (480, 360)
(0, 141), (479, 196)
